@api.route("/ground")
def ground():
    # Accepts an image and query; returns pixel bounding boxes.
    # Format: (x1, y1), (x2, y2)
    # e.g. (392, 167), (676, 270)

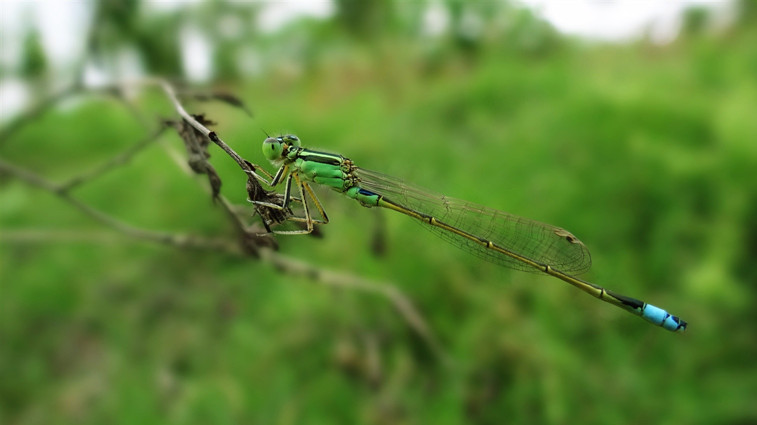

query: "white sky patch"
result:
(0, 1), (90, 72)
(0, 0), (735, 97)
(0, 0), (733, 120)
(147, 0), (203, 13)
(1, 0), (732, 76)
(1, 2), (25, 72)
(519, 0), (732, 42)
(180, 25), (213, 82)
(422, 2), (449, 37)
(82, 60), (110, 87)
(258, 0), (334, 33)
(0, 78), (30, 123)
(35, 1), (89, 66)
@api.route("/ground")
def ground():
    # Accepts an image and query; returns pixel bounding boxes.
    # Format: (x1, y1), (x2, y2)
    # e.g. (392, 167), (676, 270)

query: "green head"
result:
(262, 134), (300, 163)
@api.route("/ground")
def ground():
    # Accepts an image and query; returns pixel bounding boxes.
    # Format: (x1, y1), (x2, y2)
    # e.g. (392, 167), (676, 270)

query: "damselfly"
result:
(246, 134), (687, 332)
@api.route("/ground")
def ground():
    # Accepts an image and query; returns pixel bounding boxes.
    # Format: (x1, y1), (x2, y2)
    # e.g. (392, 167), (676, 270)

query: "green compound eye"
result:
(262, 137), (284, 161)
(280, 134), (300, 147)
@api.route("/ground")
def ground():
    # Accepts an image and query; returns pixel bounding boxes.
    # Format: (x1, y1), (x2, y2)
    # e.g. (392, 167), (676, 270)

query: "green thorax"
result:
(289, 148), (359, 193)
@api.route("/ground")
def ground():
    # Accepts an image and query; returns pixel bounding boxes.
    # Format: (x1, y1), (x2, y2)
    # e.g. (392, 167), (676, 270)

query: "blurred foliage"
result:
(20, 28), (47, 79)
(2, 1), (757, 425)
(89, 0), (183, 77)
(334, 0), (397, 38)
(682, 6), (710, 36)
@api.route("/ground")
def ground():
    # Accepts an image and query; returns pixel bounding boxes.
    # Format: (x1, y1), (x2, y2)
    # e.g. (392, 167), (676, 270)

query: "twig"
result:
(0, 83), (153, 148)
(59, 125), (168, 192)
(0, 229), (126, 244)
(0, 224), (442, 359)
(0, 158), (236, 252)
(149, 89), (440, 350)
(0, 84), (81, 144)
(260, 248), (445, 359)
(156, 126), (280, 252)
(0, 79), (444, 359)
(158, 80), (249, 171)
(1, 152), (441, 359)
(156, 79), (291, 232)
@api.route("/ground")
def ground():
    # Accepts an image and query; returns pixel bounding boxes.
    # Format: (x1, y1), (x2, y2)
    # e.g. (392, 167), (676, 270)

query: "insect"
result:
(246, 135), (687, 332)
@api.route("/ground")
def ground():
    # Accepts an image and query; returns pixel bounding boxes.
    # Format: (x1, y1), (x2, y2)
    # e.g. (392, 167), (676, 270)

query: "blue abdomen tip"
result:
(643, 304), (686, 332)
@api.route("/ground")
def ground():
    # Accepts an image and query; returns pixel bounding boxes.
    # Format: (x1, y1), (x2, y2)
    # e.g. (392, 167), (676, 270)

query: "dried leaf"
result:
(241, 227), (278, 255)
(170, 115), (222, 199)
(206, 164), (222, 200)
(192, 92), (253, 117)
(212, 93), (253, 117)
(246, 177), (291, 228)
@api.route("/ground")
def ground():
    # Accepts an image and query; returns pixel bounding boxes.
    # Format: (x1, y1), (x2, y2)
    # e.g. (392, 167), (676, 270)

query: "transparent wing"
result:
(356, 167), (592, 274)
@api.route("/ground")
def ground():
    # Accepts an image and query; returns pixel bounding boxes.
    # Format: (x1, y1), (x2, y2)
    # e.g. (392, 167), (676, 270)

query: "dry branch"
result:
(0, 79), (443, 358)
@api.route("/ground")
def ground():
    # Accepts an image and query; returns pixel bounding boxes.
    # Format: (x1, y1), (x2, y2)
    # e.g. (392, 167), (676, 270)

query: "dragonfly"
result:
(246, 134), (687, 333)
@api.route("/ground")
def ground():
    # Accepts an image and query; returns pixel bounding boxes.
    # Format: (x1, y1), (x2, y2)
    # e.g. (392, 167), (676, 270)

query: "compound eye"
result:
(262, 137), (284, 160)
(284, 134), (301, 147)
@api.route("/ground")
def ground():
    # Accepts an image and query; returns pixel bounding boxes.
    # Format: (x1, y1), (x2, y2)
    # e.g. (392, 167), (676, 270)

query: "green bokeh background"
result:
(2, 1), (756, 424)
